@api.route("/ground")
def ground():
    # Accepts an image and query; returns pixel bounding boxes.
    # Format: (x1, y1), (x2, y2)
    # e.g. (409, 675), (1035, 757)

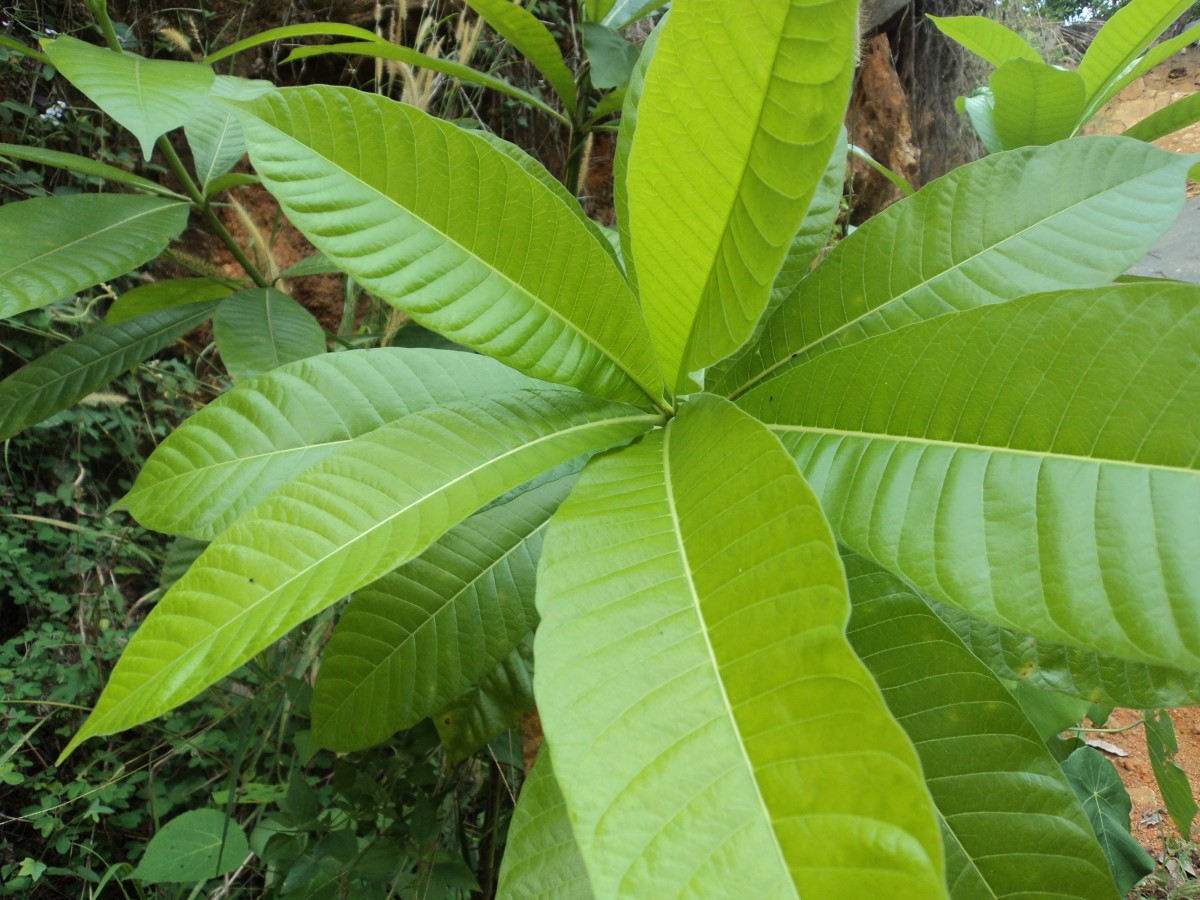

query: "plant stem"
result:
(1071, 720), (1146, 735)
(156, 138), (272, 288)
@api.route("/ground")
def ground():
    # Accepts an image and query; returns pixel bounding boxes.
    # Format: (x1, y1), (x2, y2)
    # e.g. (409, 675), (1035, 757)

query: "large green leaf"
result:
(42, 36), (214, 158)
(64, 391), (657, 758)
(739, 284), (1200, 672)
(932, 602), (1200, 709)
(211, 288), (325, 381)
(119, 349), (551, 540)
(1077, 0), (1192, 113)
(627, 0), (857, 392)
(185, 75), (275, 190)
(233, 86), (662, 406)
(535, 394), (944, 897)
(0, 194), (188, 320)
(497, 749), (592, 899)
(716, 137), (1193, 399)
(1124, 92), (1200, 143)
(1144, 709), (1198, 837)
(612, 20), (661, 295)
(927, 15), (1042, 67)
(1061, 748), (1155, 895)
(0, 301), (216, 441)
(312, 467), (575, 752)
(0, 143), (186, 198)
(843, 553), (1117, 900)
(1095, 21), (1200, 114)
(464, 0), (576, 113)
(435, 635), (535, 763)
(990, 59), (1086, 149)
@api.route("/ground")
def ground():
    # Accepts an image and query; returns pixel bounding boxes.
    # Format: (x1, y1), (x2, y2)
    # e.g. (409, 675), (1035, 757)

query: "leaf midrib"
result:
(85, 410), (660, 737)
(241, 96), (660, 403)
(660, 420), (797, 896)
(725, 156), (1183, 400)
(767, 424), (1197, 475)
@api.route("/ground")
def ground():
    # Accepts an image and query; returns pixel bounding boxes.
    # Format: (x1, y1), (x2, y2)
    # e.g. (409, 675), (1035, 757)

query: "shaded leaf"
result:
(119, 348), (548, 540)
(131, 809), (248, 884)
(1144, 709), (1197, 837)
(536, 394), (944, 897)
(1124, 92), (1200, 143)
(43, 36), (214, 158)
(0, 142), (185, 198)
(739, 284), (1200, 672)
(464, 0), (576, 113)
(435, 635), (534, 763)
(0, 194), (188, 320)
(580, 23), (639, 90)
(844, 553), (1116, 900)
(0, 301), (216, 441)
(1078, 0), (1192, 111)
(497, 749), (592, 899)
(312, 466), (576, 752)
(234, 86), (662, 405)
(718, 137), (1193, 399)
(107, 279), (234, 324)
(64, 391), (657, 757)
(1062, 748), (1155, 895)
(212, 288), (325, 380)
(932, 601), (1200, 709)
(602, 0), (669, 29)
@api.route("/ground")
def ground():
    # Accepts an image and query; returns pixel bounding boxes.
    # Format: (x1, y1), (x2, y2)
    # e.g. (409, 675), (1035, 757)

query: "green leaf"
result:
(717, 137), (1193, 399)
(212, 288), (325, 381)
(1144, 709), (1198, 837)
(312, 466), (575, 752)
(602, 0), (669, 29)
(990, 59), (1086, 149)
(0, 301), (216, 441)
(279, 251), (339, 279)
(1124, 92), (1200, 143)
(958, 88), (1002, 154)
(161, 536), (208, 592)
(535, 394), (944, 897)
(843, 553), (1117, 900)
(470, 130), (619, 268)
(130, 809), (248, 884)
(435, 635), (534, 763)
(282, 43), (568, 126)
(1094, 21), (1200, 114)
(848, 142), (915, 194)
(107, 279), (235, 324)
(204, 172), (259, 197)
(201, 21), (382, 65)
(464, 0), (576, 113)
(0, 33), (49, 64)
(739, 283), (1200, 672)
(1061, 748), (1155, 895)
(64, 391), (657, 758)
(0, 142), (186, 198)
(627, 0), (857, 392)
(0, 194), (189, 320)
(580, 23), (639, 90)
(497, 749), (592, 899)
(42, 36), (215, 158)
(185, 76), (274, 190)
(927, 15), (1043, 67)
(120, 348), (550, 540)
(1078, 0), (1192, 111)
(612, 20), (661, 295)
(234, 86), (662, 405)
(932, 602), (1200, 709)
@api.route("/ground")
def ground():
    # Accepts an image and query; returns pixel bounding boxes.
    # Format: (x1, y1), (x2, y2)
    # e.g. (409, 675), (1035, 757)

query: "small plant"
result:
(933, 0), (1200, 149)
(5, 0), (1200, 895)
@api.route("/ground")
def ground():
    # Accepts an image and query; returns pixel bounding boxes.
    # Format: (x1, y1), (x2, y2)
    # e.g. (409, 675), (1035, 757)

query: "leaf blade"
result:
(211, 288), (325, 380)
(464, 0), (577, 113)
(536, 394), (944, 897)
(0, 194), (189, 320)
